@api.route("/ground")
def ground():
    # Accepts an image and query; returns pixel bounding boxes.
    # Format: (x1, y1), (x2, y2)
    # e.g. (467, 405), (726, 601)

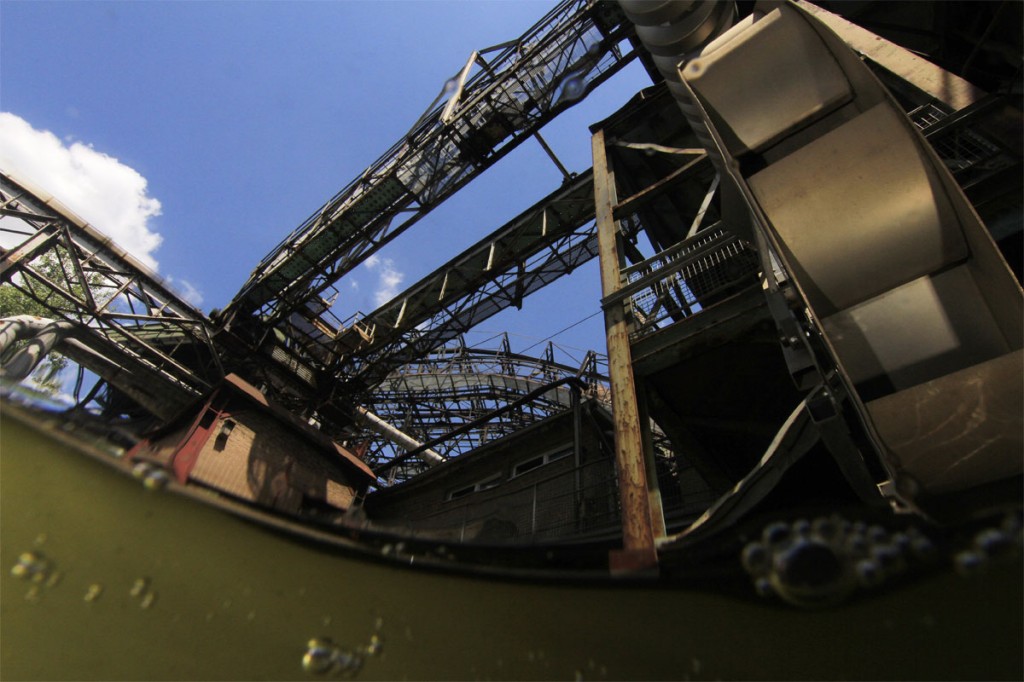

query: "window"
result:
(446, 473), (503, 501)
(448, 484), (475, 501)
(512, 447), (571, 478)
(512, 456), (543, 477)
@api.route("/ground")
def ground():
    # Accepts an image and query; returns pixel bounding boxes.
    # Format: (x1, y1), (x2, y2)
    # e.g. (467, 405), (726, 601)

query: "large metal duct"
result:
(619, 1), (736, 103)
(0, 316), (74, 382)
(618, 1), (750, 240)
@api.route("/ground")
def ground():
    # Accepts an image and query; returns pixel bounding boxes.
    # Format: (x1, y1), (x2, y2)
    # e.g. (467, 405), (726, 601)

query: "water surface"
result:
(2, 413), (1020, 680)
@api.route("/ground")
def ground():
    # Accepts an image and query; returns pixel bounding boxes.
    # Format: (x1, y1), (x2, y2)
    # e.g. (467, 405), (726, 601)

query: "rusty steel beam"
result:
(592, 128), (664, 571)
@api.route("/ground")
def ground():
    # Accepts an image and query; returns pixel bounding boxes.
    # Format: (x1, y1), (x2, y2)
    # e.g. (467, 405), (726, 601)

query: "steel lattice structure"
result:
(349, 337), (609, 484)
(330, 170), (599, 392)
(221, 0), (637, 356)
(0, 172), (222, 421)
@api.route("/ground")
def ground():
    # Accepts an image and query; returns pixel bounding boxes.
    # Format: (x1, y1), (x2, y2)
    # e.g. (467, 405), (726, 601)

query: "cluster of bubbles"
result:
(8, 540), (165, 611)
(131, 461), (171, 491)
(574, 658), (610, 681)
(302, 624), (384, 678)
(10, 550), (62, 600)
(740, 515), (936, 608)
(953, 509), (1024, 576)
(130, 576), (158, 610)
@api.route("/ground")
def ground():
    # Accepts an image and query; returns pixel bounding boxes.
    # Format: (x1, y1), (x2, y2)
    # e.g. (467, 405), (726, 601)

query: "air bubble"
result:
(1000, 510), (1022, 536)
(762, 521), (790, 546)
(906, 528), (936, 560)
(301, 637), (364, 677)
(364, 634), (383, 657)
(303, 639), (338, 675)
(855, 559), (883, 587)
(562, 76), (585, 100)
(867, 525), (888, 544)
(140, 591), (157, 610)
(770, 537), (849, 607)
(740, 542), (769, 575)
(954, 550), (987, 576)
(11, 550), (52, 584)
(974, 528), (1012, 557)
(554, 69), (588, 105)
(130, 577), (151, 598)
(811, 516), (840, 542)
(129, 576), (157, 609)
(143, 469), (170, 491)
(890, 532), (911, 553)
(132, 462), (152, 479)
(84, 583), (104, 602)
(870, 543), (903, 573)
(844, 532), (868, 558)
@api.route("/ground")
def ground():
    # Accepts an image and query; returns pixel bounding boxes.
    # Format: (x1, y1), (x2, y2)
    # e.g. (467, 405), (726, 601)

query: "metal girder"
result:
(326, 169), (600, 391)
(223, 0), (638, 338)
(0, 172), (222, 417)
(593, 126), (664, 567)
(349, 339), (609, 483)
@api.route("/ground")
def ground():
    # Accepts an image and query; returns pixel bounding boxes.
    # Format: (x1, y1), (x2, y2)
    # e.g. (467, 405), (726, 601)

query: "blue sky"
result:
(1, 1), (653, 366)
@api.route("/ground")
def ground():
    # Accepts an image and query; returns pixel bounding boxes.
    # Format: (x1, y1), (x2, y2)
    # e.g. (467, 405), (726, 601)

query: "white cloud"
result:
(0, 112), (163, 271)
(168, 277), (204, 307)
(364, 255), (403, 307)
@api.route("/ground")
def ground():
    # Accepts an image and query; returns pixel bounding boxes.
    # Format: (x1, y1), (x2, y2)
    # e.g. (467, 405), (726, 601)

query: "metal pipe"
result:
(0, 316), (74, 382)
(0, 316), (55, 355)
(353, 405), (445, 467)
(618, 0), (736, 112)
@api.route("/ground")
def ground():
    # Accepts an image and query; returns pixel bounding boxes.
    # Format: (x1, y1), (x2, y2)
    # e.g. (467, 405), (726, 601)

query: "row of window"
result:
(445, 447), (571, 501)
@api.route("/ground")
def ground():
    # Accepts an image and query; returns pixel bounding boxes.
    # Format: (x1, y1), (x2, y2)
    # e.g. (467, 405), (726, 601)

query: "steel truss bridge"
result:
(1, 0), (1021, 496)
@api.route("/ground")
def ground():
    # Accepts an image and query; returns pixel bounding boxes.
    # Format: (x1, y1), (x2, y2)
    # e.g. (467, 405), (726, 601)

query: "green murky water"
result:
(2, 412), (1021, 680)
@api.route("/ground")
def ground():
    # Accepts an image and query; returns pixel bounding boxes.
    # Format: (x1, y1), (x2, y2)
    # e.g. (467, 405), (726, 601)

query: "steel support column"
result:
(592, 128), (665, 572)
